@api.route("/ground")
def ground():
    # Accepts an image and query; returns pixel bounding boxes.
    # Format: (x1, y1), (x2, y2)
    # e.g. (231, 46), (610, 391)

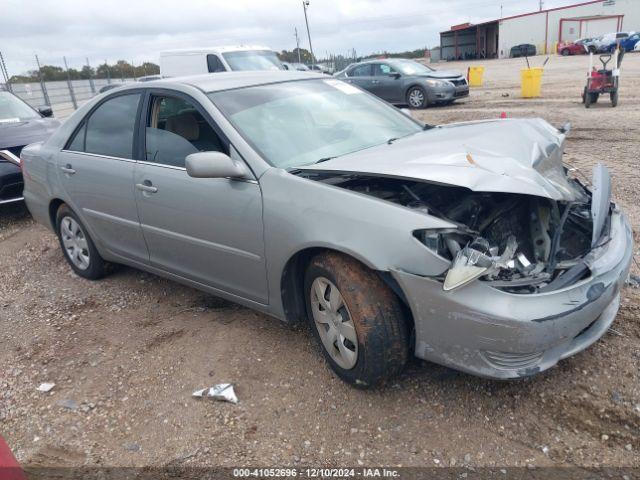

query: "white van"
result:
(160, 46), (283, 77)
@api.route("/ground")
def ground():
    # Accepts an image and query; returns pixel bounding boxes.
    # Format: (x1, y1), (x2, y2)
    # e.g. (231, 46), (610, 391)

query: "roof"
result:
(160, 45), (273, 55)
(440, 0), (609, 34)
(152, 70), (326, 93)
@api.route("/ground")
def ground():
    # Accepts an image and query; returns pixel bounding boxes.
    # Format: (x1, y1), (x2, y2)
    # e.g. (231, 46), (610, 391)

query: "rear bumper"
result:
(392, 210), (633, 379)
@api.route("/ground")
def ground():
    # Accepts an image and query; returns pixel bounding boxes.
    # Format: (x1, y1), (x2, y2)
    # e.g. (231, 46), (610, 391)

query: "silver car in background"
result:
(22, 71), (632, 387)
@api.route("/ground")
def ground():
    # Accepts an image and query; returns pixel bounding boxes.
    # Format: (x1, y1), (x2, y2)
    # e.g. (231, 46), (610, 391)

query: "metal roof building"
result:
(439, 0), (640, 60)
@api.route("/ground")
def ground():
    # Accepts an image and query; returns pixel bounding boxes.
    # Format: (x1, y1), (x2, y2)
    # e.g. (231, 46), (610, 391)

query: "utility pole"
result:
(539, 0), (544, 11)
(500, 4), (503, 19)
(302, 0), (315, 64)
(294, 27), (302, 63)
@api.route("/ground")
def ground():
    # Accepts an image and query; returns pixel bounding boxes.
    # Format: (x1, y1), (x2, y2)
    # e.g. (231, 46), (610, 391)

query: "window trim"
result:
(63, 89), (145, 161)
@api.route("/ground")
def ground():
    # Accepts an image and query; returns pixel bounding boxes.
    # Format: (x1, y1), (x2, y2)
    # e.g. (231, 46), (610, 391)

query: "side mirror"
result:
(389, 72), (401, 79)
(185, 151), (250, 179)
(38, 106), (53, 118)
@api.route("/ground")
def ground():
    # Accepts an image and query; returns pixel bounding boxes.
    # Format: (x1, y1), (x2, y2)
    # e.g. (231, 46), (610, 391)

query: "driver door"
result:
(133, 91), (268, 303)
(371, 63), (402, 103)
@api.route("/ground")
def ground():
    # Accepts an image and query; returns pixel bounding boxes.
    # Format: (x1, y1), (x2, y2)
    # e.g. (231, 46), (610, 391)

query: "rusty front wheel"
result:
(304, 251), (409, 388)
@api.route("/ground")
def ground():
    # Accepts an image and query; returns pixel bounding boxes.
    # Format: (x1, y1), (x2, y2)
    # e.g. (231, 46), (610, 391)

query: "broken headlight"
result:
(413, 228), (470, 260)
(443, 235), (518, 291)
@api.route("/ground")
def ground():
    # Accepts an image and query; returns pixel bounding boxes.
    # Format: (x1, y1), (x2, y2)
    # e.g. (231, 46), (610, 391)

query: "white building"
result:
(439, 0), (640, 60)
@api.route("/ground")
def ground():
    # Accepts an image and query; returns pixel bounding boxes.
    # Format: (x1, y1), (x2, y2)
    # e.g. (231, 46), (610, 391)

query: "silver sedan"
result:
(21, 71), (632, 387)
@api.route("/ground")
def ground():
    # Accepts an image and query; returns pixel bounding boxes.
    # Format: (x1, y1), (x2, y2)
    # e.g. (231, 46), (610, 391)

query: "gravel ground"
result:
(1, 53), (639, 471)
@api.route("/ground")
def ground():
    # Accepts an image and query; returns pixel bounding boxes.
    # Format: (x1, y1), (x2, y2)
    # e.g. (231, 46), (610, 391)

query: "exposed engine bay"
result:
(297, 170), (610, 294)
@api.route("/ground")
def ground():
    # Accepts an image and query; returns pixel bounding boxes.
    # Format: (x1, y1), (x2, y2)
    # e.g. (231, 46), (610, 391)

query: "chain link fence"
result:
(6, 78), (135, 119)
(0, 52), (144, 119)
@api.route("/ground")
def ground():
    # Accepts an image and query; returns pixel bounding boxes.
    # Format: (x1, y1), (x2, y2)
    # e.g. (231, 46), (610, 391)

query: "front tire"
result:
(561, 49), (570, 56)
(56, 204), (107, 280)
(406, 86), (428, 109)
(304, 252), (409, 388)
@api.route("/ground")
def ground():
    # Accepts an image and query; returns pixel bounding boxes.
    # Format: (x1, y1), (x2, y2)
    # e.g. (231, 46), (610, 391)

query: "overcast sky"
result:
(2, 0), (576, 75)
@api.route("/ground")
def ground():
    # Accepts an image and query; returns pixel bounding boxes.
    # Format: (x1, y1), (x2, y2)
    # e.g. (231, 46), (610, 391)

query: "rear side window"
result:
(68, 93), (141, 159)
(349, 64), (371, 77)
(207, 54), (225, 73)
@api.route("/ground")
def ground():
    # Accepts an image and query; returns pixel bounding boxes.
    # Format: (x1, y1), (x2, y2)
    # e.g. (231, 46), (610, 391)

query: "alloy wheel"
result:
(408, 88), (425, 108)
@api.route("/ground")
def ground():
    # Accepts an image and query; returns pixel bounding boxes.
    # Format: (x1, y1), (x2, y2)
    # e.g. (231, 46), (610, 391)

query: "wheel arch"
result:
(48, 198), (66, 231)
(280, 246), (414, 333)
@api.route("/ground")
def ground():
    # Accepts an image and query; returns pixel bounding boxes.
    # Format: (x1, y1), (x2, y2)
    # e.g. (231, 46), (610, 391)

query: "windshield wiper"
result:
(315, 156), (337, 164)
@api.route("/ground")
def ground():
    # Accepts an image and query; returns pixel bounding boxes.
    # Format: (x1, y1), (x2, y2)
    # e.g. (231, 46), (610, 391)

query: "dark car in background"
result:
(0, 90), (60, 205)
(510, 44), (536, 58)
(334, 58), (468, 108)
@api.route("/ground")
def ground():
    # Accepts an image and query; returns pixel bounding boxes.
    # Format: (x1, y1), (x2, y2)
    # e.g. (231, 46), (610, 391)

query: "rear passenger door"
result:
(371, 63), (402, 103)
(58, 92), (149, 263)
(133, 90), (268, 303)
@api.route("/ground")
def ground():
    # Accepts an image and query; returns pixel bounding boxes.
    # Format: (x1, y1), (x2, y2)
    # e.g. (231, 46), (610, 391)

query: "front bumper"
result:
(392, 210), (633, 379)
(427, 84), (469, 103)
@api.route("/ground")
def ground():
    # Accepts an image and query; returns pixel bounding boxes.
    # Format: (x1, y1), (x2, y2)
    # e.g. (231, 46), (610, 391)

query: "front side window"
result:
(145, 95), (225, 168)
(207, 54), (225, 73)
(349, 64), (371, 77)
(0, 91), (40, 122)
(221, 50), (282, 71)
(373, 63), (396, 76)
(209, 79), (422, 169)
(70, 93), (141, 158)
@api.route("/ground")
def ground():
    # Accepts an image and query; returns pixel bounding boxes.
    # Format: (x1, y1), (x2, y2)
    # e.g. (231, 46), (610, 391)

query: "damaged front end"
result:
(297, 163), (611, 295)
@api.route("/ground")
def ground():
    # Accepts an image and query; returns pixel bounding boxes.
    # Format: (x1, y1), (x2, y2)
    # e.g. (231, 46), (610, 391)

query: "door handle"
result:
(60, 164), (76, 175)
(136, 181), (158, 194)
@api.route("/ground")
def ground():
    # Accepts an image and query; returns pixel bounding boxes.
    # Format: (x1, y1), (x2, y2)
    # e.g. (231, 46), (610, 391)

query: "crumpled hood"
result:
(0, 117), (61, 149)
(300, 118), (584, 202)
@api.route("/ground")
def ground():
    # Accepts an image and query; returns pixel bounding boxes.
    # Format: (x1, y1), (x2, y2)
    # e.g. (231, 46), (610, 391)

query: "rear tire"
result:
(561, 49), (570, 56)
(304, 252), (409, 388)
(56, 204), (107, 280)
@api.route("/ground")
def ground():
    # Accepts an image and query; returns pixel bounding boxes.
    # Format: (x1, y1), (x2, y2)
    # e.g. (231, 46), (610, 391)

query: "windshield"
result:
(222, 50), (282, 71)
(391, 60), (435, 75)
(209, 79), (422, 169)
(0, 91), (40, 122)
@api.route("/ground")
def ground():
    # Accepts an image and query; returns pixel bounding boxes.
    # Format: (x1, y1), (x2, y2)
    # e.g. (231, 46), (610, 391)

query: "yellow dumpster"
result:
(467, 66), (484, 87)
(521, 67), (543, 98)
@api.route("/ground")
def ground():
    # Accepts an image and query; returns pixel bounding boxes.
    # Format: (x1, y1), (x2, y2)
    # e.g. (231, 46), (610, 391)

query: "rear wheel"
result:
(56, 204), (107, 280)
(304, 252), (409, 388)
(561, 49), (570, 56)
(406, 86), (427, 109)
(611, 89), (618, 107)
